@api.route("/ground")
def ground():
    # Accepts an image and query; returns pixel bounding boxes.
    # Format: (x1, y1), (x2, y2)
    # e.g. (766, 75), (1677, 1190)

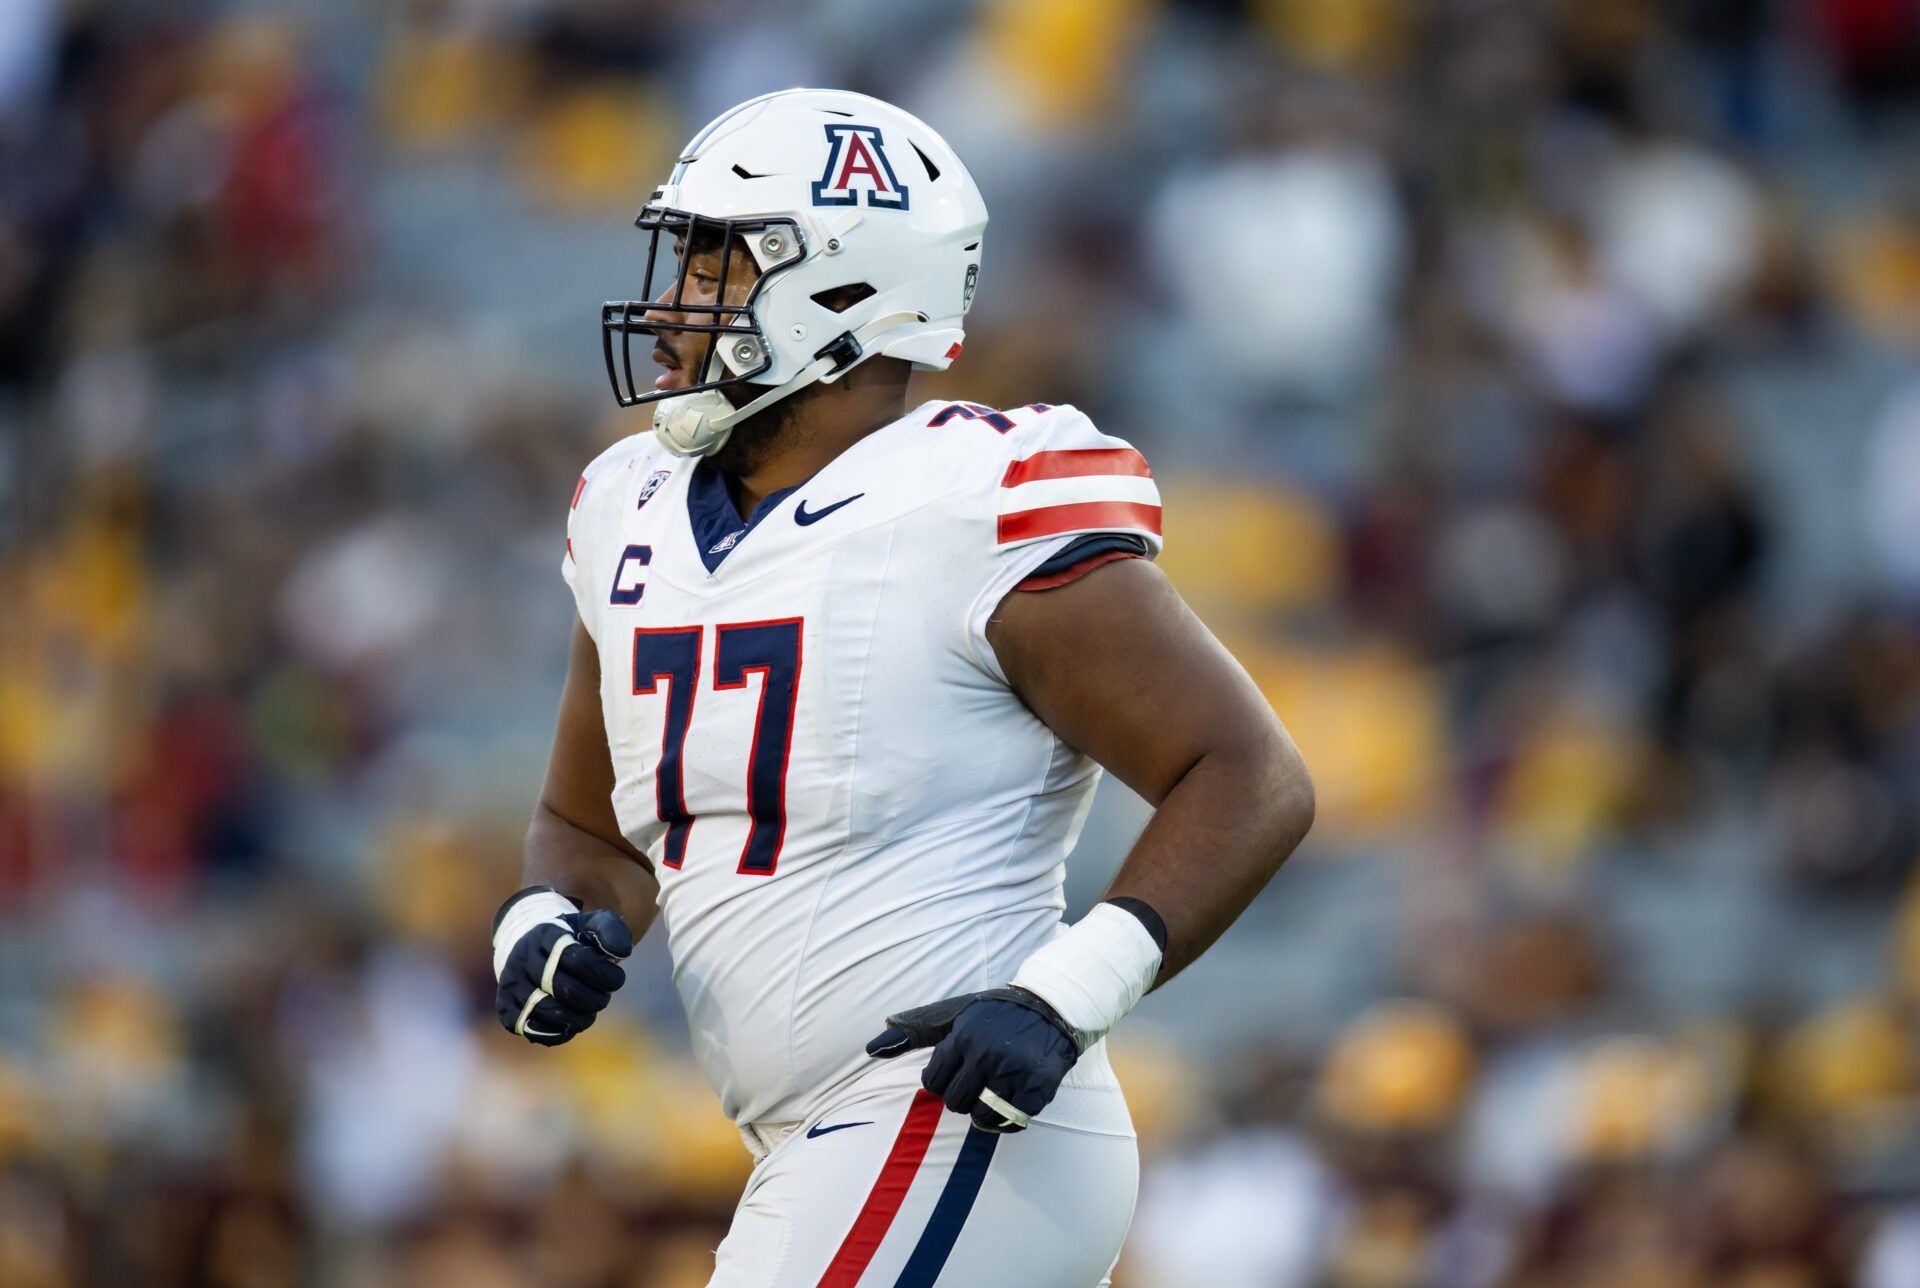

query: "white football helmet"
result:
(602, 88), (989, 457)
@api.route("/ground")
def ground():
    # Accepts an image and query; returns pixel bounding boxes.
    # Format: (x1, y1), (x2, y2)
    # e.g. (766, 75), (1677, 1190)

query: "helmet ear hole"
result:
(810, 283), (877, 313)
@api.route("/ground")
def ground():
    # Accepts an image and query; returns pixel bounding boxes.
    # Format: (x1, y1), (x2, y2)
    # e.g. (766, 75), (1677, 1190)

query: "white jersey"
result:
(561, 399), (1162, 1129)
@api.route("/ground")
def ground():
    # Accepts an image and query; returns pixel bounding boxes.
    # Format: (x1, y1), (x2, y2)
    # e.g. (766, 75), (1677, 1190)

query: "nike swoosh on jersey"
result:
(805, 1120), (873, 1138)
(794, 493), (864, 525)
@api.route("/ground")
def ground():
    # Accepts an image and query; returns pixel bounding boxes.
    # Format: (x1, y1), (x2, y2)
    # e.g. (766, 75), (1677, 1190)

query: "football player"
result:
(491, 89), (1314, 1286)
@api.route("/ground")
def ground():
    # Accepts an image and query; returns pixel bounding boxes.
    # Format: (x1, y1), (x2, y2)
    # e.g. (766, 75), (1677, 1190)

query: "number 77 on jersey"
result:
(631, 617), (803, 876)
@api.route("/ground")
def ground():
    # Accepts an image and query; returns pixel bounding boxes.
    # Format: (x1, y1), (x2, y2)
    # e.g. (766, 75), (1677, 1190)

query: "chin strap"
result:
(652, 310), (924, 458)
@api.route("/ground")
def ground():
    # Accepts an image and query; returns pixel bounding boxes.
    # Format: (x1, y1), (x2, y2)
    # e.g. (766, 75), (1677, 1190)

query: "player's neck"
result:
(720, 369), (913, 519)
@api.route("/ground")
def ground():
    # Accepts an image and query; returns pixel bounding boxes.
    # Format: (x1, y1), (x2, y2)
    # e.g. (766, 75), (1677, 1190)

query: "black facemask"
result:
(600, 205), (806, 409)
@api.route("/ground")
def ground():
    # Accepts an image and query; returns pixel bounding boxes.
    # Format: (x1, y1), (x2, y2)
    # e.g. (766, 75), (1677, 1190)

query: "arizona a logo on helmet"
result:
(811, 124), (909, 211)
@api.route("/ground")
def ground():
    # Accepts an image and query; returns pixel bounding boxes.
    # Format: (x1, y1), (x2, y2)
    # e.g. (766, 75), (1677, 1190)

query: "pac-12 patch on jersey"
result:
(636, 469), (671, 509)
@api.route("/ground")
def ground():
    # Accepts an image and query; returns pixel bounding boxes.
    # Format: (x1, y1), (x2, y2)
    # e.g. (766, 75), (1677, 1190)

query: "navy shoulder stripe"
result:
(1024, 533), (1149, 579)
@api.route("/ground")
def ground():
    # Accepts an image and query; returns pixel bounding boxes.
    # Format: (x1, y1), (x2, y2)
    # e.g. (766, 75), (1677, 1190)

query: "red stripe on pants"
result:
(816, 1090), (944, 1287)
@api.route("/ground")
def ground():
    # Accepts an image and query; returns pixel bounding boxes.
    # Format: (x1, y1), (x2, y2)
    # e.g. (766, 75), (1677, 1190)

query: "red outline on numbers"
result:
(713, 617), (803, 877)
(632, 625), (701, 869)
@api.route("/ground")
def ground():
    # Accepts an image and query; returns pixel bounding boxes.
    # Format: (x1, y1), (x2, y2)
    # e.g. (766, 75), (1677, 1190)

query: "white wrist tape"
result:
(492, 890), (578, 980)
(1010, 903), (1164, 1051)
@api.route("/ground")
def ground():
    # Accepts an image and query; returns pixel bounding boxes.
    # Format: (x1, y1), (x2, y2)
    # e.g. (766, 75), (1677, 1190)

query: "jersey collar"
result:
(681, 402), (948, 573)
(685, 460), (799, 573)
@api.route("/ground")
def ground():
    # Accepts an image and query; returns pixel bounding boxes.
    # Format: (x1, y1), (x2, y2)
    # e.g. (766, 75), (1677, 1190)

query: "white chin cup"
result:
(652, 389), (737, 458)
(648, 311), (925, 458)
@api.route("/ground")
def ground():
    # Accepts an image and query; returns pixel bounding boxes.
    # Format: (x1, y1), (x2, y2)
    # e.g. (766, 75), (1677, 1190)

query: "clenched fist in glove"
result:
(866, 986), (1080, 1133)
(492, 885), (632, 1046)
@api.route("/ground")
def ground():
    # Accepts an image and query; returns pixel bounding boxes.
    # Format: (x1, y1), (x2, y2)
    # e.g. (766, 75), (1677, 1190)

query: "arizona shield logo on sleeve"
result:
(812, 124), (909, 211)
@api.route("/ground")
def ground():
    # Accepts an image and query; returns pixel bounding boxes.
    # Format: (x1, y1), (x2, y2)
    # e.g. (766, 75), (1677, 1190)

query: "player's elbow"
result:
(1243, 718), (1315, 867)
(1274, 734), (1315, 851)
(1204, 711), (1314, 869)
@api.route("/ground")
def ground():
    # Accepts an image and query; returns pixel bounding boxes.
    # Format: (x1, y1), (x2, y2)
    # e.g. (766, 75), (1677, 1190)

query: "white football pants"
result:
(710, 1055), (1138, 1287)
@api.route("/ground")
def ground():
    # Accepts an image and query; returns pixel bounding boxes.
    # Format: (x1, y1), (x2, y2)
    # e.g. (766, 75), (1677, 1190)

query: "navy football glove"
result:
(492, 886), (632, 1047)
(866, 986), (1079, 1133)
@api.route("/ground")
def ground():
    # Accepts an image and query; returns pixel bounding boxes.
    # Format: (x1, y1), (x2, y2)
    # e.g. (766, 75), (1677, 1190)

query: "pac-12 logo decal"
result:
(636, 469), (671, 509)
(811, 124), (909, 211)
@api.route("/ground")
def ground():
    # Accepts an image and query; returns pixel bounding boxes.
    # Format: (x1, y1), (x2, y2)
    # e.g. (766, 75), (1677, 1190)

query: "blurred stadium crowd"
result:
(6, 0), (1920, 1284)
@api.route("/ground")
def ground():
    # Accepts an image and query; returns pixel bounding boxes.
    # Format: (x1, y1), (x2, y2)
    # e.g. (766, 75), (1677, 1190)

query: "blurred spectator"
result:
(5, 0), (1920, 1284)
(1596, 137), (1762, 343)
(1146, 93), (1406, 406)
(1865, 375), (1920, 600)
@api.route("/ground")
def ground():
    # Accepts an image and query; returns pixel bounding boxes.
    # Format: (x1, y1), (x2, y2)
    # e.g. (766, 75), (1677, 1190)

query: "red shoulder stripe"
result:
(1001, 447), (1151, 487)
(570, 475), (589, 509)
(997, 500), (1162, 543)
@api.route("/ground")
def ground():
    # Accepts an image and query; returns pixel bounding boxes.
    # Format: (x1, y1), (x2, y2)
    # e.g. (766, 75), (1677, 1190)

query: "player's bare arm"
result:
(526, 617), (661, 931)
(989, 556), (1314, 984)
(867, 554), (1313, 1135)
(490, 618), (657, 1045)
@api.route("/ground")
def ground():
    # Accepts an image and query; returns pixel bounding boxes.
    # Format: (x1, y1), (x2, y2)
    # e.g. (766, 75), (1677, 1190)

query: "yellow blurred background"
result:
(7, 0), (1920, 1284)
